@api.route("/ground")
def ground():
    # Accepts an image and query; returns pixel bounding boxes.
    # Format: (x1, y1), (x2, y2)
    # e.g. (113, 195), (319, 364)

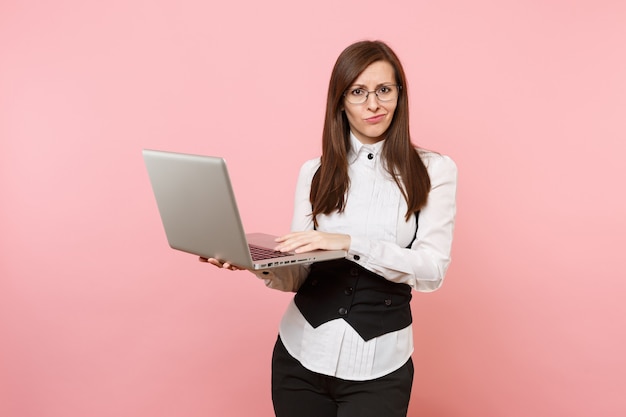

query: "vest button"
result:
(384, 299), (392, 306)
(344, 287), (353, 295)
(338, 307), (348, 316)
(350, 268), (359, 276)
(311, 279), (318, 286)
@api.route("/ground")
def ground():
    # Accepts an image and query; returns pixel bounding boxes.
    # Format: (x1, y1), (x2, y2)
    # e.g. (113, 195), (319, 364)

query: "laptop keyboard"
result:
(249, 244), (292, 261)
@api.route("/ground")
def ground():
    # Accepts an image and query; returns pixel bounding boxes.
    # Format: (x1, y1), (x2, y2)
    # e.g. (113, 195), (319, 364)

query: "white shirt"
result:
(256, 133), (457, 380)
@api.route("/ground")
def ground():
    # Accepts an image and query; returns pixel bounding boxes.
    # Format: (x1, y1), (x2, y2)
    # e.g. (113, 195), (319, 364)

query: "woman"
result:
(203, 40), (457, 417)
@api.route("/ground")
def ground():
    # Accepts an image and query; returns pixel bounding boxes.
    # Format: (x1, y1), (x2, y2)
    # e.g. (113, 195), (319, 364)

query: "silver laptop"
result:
(142, 149), (347, 270)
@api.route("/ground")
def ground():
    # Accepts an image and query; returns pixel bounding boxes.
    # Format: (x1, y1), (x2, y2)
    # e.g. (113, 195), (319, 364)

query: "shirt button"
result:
(353, 255), (360, 261)
(367, 153), (374, 160)
(338, 307), (348, 316)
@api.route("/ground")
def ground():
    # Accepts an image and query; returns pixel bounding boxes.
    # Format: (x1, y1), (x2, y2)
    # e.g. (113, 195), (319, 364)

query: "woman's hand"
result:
(198, 257), (243, 271)
(274, 231), (350, 254)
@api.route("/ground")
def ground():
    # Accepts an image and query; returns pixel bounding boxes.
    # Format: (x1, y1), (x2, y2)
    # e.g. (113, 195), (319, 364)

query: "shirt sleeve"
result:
(249, 159), (320, 292)
(250, 263), (310, 292)
(348, 154), (458, 292)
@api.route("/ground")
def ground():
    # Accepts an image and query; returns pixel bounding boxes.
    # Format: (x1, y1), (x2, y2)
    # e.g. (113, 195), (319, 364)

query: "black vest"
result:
(294, 259), (412, 341)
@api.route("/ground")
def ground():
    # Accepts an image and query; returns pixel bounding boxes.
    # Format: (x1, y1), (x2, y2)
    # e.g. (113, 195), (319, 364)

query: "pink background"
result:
(1, 1), (625, 416)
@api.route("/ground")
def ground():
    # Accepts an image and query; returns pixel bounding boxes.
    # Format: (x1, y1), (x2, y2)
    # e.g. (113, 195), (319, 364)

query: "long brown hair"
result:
(310, 40), (431, 225)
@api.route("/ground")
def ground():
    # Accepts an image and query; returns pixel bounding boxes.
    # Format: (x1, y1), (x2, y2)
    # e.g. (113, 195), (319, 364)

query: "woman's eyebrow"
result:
(348, 82), (395, 88)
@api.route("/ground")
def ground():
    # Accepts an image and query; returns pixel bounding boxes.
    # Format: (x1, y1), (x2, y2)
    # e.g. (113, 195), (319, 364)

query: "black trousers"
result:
(271, 336), (414, 417)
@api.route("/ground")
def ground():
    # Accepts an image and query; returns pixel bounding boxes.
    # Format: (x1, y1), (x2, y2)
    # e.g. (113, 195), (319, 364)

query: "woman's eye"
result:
(351, 89), (364, 96)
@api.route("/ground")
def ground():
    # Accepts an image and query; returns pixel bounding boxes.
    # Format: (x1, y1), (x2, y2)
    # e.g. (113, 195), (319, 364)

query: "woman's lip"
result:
(365, 114), (385, 123)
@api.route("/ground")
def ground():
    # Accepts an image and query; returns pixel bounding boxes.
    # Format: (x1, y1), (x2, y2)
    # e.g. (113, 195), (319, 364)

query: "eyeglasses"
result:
(343, 84), (401, 104)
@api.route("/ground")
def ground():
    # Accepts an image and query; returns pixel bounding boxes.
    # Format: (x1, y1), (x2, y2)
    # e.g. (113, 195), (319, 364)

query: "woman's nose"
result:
(366, 92), (379, 111)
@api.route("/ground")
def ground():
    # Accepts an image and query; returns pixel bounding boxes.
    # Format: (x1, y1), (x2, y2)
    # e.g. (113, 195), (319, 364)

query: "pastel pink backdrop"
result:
(1, 1), (625, 416)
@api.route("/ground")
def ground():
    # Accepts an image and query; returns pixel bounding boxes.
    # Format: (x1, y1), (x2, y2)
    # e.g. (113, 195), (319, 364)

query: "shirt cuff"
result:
(347, 235), (372, 267)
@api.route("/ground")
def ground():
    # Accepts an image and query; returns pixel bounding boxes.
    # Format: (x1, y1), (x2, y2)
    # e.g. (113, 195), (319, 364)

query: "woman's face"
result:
(342, 60), (398, 144)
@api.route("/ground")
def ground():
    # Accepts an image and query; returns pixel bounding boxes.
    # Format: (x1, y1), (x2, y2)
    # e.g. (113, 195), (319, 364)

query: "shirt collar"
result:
(347, 132), (385, 164)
